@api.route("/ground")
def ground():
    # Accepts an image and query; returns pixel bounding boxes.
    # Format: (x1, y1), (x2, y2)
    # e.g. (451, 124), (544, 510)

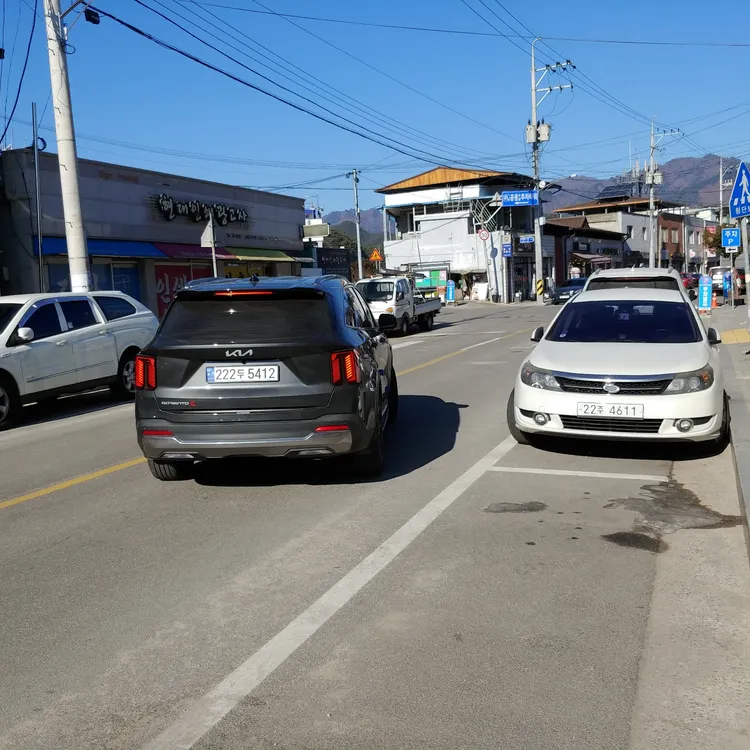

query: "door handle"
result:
(56, 340), (68, 346)
(98, 329), (111, 336)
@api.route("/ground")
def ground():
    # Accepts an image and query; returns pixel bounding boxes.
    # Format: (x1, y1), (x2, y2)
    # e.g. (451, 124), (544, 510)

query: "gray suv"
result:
(135, 276), (399, 481)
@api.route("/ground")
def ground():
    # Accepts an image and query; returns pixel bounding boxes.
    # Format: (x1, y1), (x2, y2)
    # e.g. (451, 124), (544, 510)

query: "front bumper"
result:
(136, 414), (369, 461)
(513, 381), (724, 442)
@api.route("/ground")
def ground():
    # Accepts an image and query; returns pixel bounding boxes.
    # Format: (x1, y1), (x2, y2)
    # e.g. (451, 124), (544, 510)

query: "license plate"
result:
(577, 402), (644, 418)
(206, 365), (280, 383)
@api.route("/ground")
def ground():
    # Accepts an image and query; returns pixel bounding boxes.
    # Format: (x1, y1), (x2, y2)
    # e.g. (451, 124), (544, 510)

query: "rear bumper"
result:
(136, 414), (369, 461)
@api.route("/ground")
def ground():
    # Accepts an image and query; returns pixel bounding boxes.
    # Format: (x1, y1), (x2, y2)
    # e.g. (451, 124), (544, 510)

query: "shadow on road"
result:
(194, 394), (467, 487)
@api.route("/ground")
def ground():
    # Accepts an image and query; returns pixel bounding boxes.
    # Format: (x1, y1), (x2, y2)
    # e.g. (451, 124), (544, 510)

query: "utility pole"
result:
(645, 119), (679, 268)
(44, 0), (92, 292)
(32, 103), (45, 293)
(347, 169), (364, 280)
(528, 39), (573, 303)
(720, 156), (724, 224)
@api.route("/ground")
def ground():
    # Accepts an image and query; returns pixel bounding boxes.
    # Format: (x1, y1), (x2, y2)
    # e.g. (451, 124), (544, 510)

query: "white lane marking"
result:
(141, 436), (518, 750)
(390, 340), (421, 350)
(459, 336), (503, 352)
(489, 466), (669, 482)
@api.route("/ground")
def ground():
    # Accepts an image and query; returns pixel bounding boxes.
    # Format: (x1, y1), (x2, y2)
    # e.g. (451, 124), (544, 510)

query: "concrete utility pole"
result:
(32, 103), (45, 293)
(347, 170), (364, 280)
(44, 0), (90, 291)
(645, 120), (679, 268)
(528, 39), (572, 303)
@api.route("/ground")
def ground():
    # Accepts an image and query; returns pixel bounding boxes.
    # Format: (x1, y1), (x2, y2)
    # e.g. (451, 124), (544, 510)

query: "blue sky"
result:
(2, 0), (750, 211)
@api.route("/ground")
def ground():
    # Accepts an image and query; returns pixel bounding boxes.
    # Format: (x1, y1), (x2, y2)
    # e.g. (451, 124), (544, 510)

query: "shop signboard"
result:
(155, 265), (211, 317)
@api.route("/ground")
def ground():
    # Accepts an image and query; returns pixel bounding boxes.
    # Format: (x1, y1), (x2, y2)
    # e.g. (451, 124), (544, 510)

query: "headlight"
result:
(520, 363), (561, 391)
(385, 306), (394, 313)
(664, 365), (714, 394)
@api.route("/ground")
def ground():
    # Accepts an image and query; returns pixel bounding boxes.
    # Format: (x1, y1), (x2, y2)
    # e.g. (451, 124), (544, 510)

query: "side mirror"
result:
(378, 313), (398, 332)
(530, 326), (544, 343)
(707, 327), (721, 345)
(17, 327), (35, 343)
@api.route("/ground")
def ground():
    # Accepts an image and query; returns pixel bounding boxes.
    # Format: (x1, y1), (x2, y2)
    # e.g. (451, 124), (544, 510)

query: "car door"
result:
(13, 300), (77, 395)
(395, 279), (410, 318)
(58, 297), (118, 385)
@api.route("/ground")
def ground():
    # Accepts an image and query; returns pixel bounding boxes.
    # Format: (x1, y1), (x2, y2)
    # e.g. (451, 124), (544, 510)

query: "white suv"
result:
(583, 267), (693, 301)
(0, 292), (158, 429)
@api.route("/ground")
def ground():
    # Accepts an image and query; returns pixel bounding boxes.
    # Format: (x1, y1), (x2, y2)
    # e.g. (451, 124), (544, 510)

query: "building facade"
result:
(0, 149), (307, 314)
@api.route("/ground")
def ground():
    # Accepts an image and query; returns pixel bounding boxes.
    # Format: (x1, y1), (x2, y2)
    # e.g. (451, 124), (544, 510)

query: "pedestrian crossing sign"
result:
(729, 161), (750, 219)
(369, 248), (383, 262)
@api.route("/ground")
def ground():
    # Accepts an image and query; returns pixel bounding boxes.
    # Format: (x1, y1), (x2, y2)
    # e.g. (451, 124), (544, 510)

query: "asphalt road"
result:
(1, 302), (748, 750)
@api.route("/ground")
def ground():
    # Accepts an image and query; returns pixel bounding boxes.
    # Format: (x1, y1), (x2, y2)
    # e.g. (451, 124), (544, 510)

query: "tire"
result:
(387, 369), (399, 425)
(0, 375), (21, 432)
(713, 394), (731, 451)
(399, 315), (410, 336)
(147, 459), (195, 482)
(110, 349), (138, 401)
(418, 313), (434, 332)
(351, 405), (385, 479)
(506, 389), (530, 445)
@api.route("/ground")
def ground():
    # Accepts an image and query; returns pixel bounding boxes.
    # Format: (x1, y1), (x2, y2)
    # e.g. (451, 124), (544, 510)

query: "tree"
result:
(703, 227), (730, 258)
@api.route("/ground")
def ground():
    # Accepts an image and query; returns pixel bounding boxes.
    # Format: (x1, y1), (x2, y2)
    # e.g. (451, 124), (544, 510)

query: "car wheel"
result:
(418, 313), (434, 332)
(351, 407), (384, 479)
(506, 389), (530, 445)
(147, 459), (195, 482)
(110, 350), (138, 401)
(713, 394), (731, 451)
(0, 375), (21, 431)
(387, 369), (399, 425)
(399, 315), (410, 336)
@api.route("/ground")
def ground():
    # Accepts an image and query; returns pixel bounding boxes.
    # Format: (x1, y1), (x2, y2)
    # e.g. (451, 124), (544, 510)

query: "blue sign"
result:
(502, 189), (539, 207)
(502, 243), (512, 258)
(519, 235), (535, 244)
(722, 227), (741, 247)
(698, 274), (712, 310)
(724, 271), (732, 299)
(729, 162), (750, 219)
(446, 279), (455, 303)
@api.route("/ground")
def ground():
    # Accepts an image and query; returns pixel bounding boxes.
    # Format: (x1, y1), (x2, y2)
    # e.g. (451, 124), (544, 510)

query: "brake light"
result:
(330, 350), (360, 385)
(135, 355), (156, 390)
(214, 291), (273, 297)
(142, 429), (174, 436)
(314, 425), (350, 433)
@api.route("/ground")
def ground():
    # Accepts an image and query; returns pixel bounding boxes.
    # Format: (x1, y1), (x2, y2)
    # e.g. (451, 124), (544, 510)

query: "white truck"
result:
(356, 276), (441, 335)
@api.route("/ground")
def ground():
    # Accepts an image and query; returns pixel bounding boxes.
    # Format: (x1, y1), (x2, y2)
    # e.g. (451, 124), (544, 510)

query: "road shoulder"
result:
(629, 446), (750, 749)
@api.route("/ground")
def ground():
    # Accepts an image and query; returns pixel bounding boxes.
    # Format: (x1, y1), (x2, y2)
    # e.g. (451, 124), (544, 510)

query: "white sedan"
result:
(507, 288), (727, 446)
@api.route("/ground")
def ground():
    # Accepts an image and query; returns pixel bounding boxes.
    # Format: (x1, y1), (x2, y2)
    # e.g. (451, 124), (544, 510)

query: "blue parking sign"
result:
(698, 275), (712, 310)
(722, 227), (741, 248)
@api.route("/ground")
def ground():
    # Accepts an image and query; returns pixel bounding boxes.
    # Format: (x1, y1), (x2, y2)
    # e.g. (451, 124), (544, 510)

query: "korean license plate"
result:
(206, 365), (280, 383)
(577, 402), (644, 419)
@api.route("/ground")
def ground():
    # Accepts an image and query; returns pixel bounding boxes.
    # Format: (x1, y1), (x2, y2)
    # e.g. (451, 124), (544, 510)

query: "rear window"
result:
(586, 277), (681, 291)
(158, 297), (335, 344)
(547, 300), (702, 344)
(94, 295), (137, 321)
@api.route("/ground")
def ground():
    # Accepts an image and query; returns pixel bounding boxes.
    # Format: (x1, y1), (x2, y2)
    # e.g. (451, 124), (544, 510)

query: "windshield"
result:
(0, 303), (22, 335)
(547, 300), (702, 343)
(356, 281), (394, 302)
(558, 279), (585, 290)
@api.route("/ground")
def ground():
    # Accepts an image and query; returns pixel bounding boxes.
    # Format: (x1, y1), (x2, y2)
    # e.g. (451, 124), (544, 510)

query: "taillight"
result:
(135, 355), (156, 390)
(330, 350), (360, 385)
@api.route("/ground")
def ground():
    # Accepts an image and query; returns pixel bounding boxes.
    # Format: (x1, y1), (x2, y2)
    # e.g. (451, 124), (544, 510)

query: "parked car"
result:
(356, 276), (441, 334)
(548, 277), (587, 305)
(680, 272), (699, 289)
(0, 292), (158, 430)
(135, 276), (399, 481)
(583, 266), (694, 302)
(507, 287), (727, 447)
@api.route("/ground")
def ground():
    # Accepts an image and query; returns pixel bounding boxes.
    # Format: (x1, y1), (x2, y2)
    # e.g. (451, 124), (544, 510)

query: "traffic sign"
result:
(502, 242), (512, 258)
(698, 274), (712, 311)
(722, 227), (741, 248)
(501, 189), (539, 207)
(478, 228), (490, 242)
(369, 248), (383, 262)
(446, 280), (456, 303)
(519, 235), (534, 244)
(729, 162), (750, 219)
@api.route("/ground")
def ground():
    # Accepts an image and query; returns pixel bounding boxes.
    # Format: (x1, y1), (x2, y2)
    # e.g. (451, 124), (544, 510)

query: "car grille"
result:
(560, 416), (663, 433)
(557, 377), (671, 396)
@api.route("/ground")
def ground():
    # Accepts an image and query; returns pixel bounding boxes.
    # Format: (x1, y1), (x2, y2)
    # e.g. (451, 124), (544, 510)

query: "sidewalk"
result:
(711, 303), (750, 566)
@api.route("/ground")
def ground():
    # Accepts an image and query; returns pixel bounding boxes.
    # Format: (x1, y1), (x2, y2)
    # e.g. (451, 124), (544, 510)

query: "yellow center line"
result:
(0, 457), (147, 511)
(2, 324), (536, 512)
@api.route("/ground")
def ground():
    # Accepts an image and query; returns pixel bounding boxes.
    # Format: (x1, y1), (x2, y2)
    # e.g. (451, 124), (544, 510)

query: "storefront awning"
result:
(153, 243), (236, 260)
(571, 252), (613, 264)
(227, 247), (299, 263)
(35, 237), (167, 258)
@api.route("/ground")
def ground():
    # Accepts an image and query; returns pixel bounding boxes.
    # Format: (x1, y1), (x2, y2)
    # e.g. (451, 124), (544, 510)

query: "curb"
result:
(720, 345), (750, 568)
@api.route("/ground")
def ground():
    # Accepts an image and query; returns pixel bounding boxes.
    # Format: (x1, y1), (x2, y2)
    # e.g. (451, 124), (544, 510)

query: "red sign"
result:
(708, 225), (717, 234)
(155, 265), (211, 317)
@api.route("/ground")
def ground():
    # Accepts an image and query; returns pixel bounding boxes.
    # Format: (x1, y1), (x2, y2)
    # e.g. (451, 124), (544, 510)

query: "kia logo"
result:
(603, 382), (620, 394)
(226, 349), (253, 357)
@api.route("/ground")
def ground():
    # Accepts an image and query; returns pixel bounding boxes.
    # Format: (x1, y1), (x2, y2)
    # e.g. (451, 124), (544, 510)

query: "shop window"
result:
(671, 228), (679, 244)
(626, 225), (633, 239)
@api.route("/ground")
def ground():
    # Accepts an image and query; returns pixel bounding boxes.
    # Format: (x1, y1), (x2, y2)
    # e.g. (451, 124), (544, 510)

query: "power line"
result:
(193, 4), (750, 48)
(0, 0), (37, 146)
